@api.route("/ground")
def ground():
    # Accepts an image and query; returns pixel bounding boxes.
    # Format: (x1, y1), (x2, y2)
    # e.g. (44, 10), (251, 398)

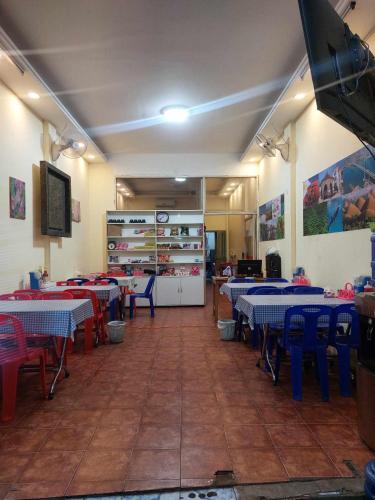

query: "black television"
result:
(237, 259), (262, 276)
(298, 0), (375, 147)
(40, 161), (72, 237)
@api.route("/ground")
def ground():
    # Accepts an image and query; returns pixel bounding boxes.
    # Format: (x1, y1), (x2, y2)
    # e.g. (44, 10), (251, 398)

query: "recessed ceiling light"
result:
(87, 154), (95, 160)
(175, 177), (186, 182)
(161, 105), (189, 123)
(294, 92), (306, 100)
(223, 193), (229, 196)
(249, 157), (257, 161)
(76, 142), (85, 148)
(27, 91), (40, 100)
(230, 183), (236, 187)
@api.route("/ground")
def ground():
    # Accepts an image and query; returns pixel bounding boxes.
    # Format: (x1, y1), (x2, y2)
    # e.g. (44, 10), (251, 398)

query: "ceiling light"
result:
(223, 193), (229, 196)
(27, 91), (40, 100)
(76, 142), (85, 148)
(249, 157), (257, 161)
(230, 183), (236, 187)
(116, 182), (122, 186)
(161, 105), (189, 123)
(294, 92), (306, 101)
(175, 177), (186, 182)
(125, 193), (130, 196)
(87, 154), (95, 160)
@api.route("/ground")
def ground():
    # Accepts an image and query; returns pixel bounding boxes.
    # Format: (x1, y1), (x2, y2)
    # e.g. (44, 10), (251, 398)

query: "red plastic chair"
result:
(0, 314), (46, 422)
(56, 281), (77, 286)
(40, 291), (74, 300)
(0, 293), (33, 301)
(14, 289), (42, 299)
(84, 280), (109, 286)
(67, 289), (105, 349)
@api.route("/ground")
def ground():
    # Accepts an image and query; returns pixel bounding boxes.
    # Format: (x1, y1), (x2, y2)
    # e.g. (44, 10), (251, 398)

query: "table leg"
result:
(84, 317), (94, 353)
(48, 337), (69, 400)
(257, 324), (277, 383)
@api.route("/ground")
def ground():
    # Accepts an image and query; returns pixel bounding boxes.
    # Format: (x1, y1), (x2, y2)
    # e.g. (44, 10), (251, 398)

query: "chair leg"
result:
(274, 343), (282, 385)
(251, 326), (259, 349)
(1, 362), (20, 422)
(316, 346), (329, 401)
(129, 297), (135, 319)
(84, 318), (94, 353)
(149, 296), (155, 318)
(232, 306), (238, 321)
(290, 345), (303, 401)
(337, 344), (351, 397)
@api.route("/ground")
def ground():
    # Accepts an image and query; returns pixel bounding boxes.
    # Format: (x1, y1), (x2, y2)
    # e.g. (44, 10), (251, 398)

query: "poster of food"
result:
(303, 146), (375, 236)
(259, 193), (285, 242)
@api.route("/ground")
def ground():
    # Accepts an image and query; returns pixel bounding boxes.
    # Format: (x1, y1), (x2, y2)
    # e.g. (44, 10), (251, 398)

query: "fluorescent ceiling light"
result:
(161, 105), (189, 123)
(175, 177), (186, 182)
(27, 91), (40, 100)
(87, 154), (95, 160)
(294, 92), (306, 101)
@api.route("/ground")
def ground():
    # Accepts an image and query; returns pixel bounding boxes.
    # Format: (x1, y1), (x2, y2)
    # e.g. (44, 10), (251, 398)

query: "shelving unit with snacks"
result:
(106, 210), (205, 306)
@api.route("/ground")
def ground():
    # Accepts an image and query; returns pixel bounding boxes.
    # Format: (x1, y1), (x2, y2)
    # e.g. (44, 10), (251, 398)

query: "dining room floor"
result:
(0, 286), (374, 500)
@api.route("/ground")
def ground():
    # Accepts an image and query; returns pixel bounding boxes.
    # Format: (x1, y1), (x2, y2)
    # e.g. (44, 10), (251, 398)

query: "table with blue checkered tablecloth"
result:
(44, 284), (121, 302)
(0, 299), (94, 338)
(220, 282), (291, 304)
(235, 294), (354, 329)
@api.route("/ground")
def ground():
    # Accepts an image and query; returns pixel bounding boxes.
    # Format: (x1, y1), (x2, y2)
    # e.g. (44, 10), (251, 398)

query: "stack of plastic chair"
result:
(129, 275), (155, 319)
(67, 288), (106, 348)
(274, 305), (332, 401)
(0, 314), (46, 422)
(329, 304), (359, 396)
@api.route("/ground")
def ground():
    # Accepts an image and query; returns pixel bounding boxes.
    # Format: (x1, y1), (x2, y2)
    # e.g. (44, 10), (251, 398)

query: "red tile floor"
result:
(0, 286), (374, 499)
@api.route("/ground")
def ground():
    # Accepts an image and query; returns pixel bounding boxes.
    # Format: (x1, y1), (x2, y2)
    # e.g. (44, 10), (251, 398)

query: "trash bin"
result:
(108, 321), (125, 343)
(217, 319), (236, 340)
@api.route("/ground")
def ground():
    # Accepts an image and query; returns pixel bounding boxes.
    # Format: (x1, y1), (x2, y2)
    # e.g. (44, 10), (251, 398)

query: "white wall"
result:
(295, 101), (372, 289)
(0, 80), (90, 292)
(258, 126), (293, 279)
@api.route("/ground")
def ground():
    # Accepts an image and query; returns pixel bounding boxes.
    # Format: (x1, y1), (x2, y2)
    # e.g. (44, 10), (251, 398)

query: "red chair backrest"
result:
(56, 281), (70, 286)
(14, 290), (42, 300)
(0, 293), (32, 301)
(0, 313), (27, 364)
(84, 281), (109, 286)
(41, 291), (74, 300)
(65, 288), (100, 315)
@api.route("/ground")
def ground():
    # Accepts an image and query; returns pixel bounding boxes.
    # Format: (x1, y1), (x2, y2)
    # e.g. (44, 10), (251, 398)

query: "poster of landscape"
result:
(259, 193), (285, 242)
(303, 146), (375, 236)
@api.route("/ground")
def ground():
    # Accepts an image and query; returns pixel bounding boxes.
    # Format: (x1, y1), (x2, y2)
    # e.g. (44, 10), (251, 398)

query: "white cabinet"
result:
(156, 276), (204, 306)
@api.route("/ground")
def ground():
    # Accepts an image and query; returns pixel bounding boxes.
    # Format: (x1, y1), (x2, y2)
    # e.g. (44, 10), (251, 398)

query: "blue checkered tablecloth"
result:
(45, 285), (121, 302)
(220, 282), (291, 304)
(235, 295), (354, 329)
(0, 299), (94, 338)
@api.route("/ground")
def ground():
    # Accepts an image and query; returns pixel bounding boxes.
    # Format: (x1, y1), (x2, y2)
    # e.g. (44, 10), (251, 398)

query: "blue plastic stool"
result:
(365, 460), (375, 499)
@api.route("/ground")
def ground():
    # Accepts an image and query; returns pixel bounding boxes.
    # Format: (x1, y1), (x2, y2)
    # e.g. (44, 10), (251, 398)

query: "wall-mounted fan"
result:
(51, 132), (87, 161)
(255, 134), (289, 161)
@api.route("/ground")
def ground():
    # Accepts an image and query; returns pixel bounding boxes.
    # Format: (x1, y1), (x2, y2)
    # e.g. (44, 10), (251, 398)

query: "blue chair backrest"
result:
(231, 278), (255, 283)
(329, 304), (360, 348)
(253, 288), (284, 295)
(284, 285), (301, 294)
(264, 278), (288, 283)
(283, 305), (332, 350)
(144, 275), (156, 296)
(67, 278), (89, 285)
(246, 286), (277, 295)
(96, 277), (119, 285)
(293, 286), (324, 295)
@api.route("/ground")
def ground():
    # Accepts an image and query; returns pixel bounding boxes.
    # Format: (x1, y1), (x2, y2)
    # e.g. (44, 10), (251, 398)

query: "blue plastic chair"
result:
(275, 304), (332, 401)
(329, 304), (359, 396)
(284, 285), (302, 294)
(253, 288), (285, 295)
(66, 278), (89, 285)
(293, 286), (324, 295)
(264, 278), (289, 283)
(231, 278), (255, 283)
(246, 286), (277, 295)
(129, 275), (155, 319)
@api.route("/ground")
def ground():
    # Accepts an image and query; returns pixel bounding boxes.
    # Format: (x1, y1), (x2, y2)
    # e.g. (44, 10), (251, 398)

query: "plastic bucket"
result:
(108, 321), (125, 343)
(217, 319), (236, 340)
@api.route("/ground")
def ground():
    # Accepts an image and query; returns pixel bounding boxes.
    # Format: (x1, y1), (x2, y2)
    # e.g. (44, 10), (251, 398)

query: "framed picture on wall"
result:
(9, 177), (26, 220)
(72, 199), (81, 223)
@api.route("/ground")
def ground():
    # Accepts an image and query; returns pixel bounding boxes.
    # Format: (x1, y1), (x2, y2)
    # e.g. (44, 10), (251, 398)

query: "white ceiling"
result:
(0, 0), (310, 157)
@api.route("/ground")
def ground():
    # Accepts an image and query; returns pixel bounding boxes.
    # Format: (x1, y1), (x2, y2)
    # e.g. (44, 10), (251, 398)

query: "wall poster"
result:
(259, 193), (285, 242)
(303, 146), (375, 236)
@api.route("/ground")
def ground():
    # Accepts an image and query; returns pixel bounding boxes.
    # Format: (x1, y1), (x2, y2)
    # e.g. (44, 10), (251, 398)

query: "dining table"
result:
(235, 293), (354, 381)
(0, 298), (94, 398)
(43, 284), (121, 320)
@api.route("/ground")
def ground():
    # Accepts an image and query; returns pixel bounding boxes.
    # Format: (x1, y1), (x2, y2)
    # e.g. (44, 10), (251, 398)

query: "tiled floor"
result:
(0, 286), (374, 499)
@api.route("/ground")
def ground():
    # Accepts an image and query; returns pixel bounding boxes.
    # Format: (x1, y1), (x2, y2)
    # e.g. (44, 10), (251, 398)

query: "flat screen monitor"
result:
(237, 259), (262, 276)
(298, 0), (375, 147)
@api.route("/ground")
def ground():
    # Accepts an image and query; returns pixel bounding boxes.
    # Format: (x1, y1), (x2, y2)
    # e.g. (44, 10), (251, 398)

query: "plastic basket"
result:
(108, 321), (125, 343)
(217, 319), (236, 340)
